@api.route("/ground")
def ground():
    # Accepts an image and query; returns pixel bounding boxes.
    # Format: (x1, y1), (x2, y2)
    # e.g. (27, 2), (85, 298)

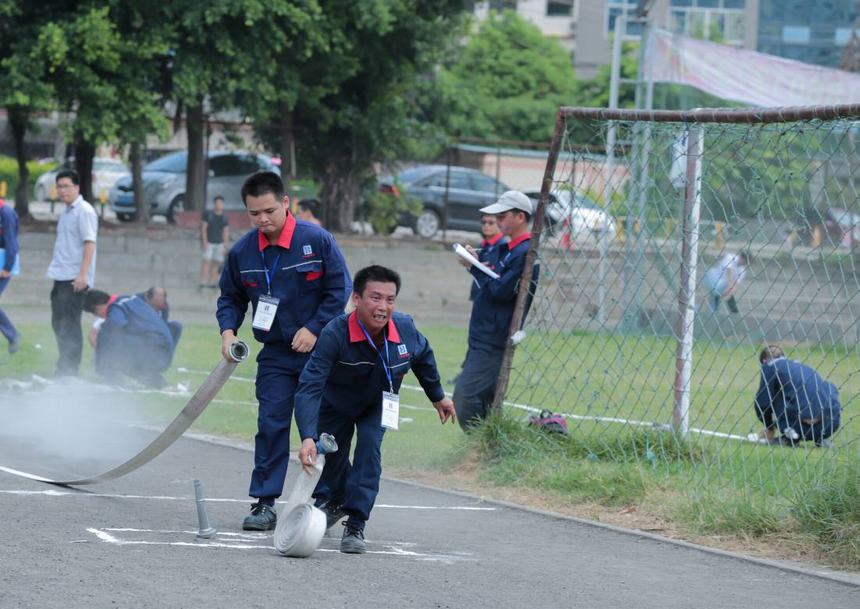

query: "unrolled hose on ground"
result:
(0, 341), (249, 486)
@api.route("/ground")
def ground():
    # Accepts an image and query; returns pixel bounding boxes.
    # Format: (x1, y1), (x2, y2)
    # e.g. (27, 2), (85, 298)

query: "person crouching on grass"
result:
(294, 265), (456, 554)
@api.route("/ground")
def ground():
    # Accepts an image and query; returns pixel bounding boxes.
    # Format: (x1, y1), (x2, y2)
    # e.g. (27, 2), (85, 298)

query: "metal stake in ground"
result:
(194, 479), (217, 539)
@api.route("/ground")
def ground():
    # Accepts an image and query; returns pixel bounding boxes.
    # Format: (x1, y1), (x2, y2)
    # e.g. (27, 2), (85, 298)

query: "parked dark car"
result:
(378, 165), (510, 238)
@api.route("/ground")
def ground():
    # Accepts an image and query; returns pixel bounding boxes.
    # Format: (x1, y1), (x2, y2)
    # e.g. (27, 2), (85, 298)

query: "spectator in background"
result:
(297, 198), (323, 226)
(0, 198), (21, 354)
(47, 170), (98, 377)
(751, 345), (841, 447)
(200, 196), (230, 289)
(702, 251), (749, 313)
(83, 289), (179, 387)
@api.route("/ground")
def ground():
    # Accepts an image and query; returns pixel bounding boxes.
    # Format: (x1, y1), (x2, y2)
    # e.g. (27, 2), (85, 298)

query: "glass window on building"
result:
(668, 0), (746, 44)
(782, 25), (811, 44)
(606, 0), (642, 39)
(546, 0), (574, 17)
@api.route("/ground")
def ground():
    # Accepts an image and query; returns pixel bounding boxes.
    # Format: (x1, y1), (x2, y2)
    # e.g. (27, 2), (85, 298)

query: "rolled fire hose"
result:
(273, 433), (338, 558)
(0, 341), (249, 486)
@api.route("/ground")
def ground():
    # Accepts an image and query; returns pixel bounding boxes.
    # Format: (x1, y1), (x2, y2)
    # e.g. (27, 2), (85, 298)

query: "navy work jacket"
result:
(216, 214), (351, 371)
(97, 294), (175, 372)
(754, 357), (841, 428)
(467, 233), (539, 350)
(0, 201), (19, 272)
(294, 311), (446, 440)
(469, 232), (505, 301)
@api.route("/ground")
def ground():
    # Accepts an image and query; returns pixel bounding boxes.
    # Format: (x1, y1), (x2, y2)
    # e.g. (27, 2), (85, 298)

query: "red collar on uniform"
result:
(108, 294), (118, 306)
(481, 232), (503, 248)
(347, 311), (402, 344)
(257, 212), (296, 251)
(507, 232), (531, 250)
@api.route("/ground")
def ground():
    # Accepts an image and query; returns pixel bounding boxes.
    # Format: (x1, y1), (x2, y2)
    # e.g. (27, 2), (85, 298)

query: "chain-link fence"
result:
(498, 105), (860, 503)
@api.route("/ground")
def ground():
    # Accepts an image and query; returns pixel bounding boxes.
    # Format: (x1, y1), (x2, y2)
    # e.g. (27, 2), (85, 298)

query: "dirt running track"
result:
(1, 432), (857, 609)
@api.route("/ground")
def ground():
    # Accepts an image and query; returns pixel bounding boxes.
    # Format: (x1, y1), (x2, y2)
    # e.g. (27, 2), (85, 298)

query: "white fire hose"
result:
(273, 433), (338, 558)
(0, 341), (249, 486)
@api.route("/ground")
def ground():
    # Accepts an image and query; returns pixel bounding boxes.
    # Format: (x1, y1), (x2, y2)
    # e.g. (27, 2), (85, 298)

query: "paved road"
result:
(1, 429), (857, 609)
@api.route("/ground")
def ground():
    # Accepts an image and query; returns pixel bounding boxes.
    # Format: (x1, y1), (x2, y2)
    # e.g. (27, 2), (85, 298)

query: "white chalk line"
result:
(0, 488), (495, 510)
(86, 527), (474, 562)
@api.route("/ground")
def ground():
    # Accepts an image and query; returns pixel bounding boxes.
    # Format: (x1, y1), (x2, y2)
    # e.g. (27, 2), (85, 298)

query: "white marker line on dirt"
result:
(0, 489), (495, 510)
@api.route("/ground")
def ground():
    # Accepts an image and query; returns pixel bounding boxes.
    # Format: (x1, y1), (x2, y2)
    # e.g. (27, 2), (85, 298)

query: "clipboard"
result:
(453, 243), (500, 279)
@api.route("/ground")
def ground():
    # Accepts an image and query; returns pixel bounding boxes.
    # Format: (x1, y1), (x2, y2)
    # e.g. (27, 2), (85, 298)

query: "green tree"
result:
(437, 10), (579, 143)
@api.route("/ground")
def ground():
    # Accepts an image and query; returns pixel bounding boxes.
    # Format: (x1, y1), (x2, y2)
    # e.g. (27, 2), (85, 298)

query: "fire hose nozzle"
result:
(228, 341), (249, 363)
(193, 479), (217, 539)
(316, 433), (338, 456)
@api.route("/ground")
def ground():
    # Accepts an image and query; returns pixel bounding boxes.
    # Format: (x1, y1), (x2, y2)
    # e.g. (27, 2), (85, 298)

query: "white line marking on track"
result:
(0, 489), (495, 510)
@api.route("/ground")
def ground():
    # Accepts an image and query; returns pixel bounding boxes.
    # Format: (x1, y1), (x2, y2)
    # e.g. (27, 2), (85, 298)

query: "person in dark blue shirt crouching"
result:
(295, 265), (456, 554)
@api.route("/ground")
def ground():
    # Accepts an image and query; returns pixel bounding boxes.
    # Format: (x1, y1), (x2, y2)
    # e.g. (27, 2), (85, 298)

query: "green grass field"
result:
(2, 321), (857, 567)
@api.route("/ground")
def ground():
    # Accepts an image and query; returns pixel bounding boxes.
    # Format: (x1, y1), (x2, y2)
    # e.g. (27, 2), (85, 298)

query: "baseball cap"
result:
(479, 190), (534, 216)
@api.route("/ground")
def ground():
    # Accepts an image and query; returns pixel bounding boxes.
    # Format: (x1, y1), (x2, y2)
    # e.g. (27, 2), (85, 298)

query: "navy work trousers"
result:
(453, 344), (505, 431)
(51, 280), (85, 375)
(313, 401), (386, 526)
(250, 346), (299, 501)
(0, 275), (17, 344)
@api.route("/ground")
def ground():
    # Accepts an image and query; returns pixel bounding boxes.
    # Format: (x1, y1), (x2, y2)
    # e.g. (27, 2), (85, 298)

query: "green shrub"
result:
(0, 155), (57, 195)
(361, 178), (422, 235)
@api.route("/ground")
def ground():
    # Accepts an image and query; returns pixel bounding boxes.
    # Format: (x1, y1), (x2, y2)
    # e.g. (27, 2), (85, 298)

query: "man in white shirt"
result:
(46, 170), (98, 376)
(702, 251), (749, 313)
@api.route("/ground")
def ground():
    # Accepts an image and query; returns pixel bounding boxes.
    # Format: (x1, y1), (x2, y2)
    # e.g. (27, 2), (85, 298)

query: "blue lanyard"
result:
(358, 318), (393, 392)
(260, 249), (281, 295)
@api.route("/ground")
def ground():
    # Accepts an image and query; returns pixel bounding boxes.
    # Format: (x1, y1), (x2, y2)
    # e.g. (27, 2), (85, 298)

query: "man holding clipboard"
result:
(453, 190), (539, 430)
(0, 198), (20, 354)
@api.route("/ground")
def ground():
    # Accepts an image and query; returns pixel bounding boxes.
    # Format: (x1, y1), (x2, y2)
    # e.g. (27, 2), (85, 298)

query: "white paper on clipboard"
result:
(453, 243), (500, 279)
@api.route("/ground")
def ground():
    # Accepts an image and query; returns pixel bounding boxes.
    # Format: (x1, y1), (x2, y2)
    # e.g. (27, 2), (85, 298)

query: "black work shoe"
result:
(316, 500), (346, 529)
(340, 522), (366, 554)
(242, 502), (277, 531)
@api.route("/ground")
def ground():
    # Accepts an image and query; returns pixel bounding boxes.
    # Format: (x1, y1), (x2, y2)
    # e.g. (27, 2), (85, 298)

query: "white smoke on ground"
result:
(0, 376), (177, 478)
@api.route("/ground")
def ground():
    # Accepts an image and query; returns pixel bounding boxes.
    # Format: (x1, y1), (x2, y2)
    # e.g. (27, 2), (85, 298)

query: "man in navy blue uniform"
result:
(753, 345), (841, 447)
(295, 265), (456, 553)
(466, 213), (504, 301)
(83, 289), (177, 387)
(0, 198), (20, 354)
(454, 191), (539, 430)
(217, 171), (351, 531)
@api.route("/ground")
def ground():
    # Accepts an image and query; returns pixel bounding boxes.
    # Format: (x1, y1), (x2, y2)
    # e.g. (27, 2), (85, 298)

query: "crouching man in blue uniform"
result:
(217, 172), (351, 531)
(753, 345), (842, 447)
(295, 265), (456, 554)
(454, 191), (539, 431)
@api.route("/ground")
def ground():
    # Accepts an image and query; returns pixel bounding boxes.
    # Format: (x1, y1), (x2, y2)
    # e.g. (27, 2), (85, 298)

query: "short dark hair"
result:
(759, 345), (784, 364)
(298, 198), (320, 217)
(213, 195), (225, 204)
(83, 289), (111, 313)
(353, 265), (401, 296)
(241, 171), (284, 206)
(144, 286), (165, 301)
(56, 169), (80, 186)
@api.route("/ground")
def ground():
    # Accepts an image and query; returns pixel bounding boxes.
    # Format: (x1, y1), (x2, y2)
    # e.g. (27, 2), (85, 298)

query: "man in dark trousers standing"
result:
(0, 197), (20, 353)
(752, 345), (841, 447)
(46, 170), (98, 376)
(217, 171), (351, 531)
(295, 265), (456, 554)
(454, 191), (539, 430)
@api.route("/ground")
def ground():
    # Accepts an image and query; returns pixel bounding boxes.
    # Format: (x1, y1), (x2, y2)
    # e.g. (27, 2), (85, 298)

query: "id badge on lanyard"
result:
(252, 249), (281, 331)
(381, 391), (400, 430)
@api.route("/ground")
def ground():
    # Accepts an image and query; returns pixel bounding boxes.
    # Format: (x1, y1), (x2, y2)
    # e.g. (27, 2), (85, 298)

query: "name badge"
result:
(381, 391), (400, 430)
(252, 294), (280, 331)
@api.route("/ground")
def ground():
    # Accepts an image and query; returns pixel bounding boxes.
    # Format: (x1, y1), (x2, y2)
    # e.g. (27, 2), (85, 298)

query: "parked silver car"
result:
(109, 150), (280, 222)
(35, 157), (130, 203)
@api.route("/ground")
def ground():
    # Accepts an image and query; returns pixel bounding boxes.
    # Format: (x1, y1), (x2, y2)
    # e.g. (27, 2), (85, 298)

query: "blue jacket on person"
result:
(754, 357), (842, 440)
(467, 233), (539, 350)
(96, 294), (176, 377)
(293, 311), (446, 440)
(216, 214), (351, 373)
(0, 200), (19, 272)
(469, 232), (505, 301)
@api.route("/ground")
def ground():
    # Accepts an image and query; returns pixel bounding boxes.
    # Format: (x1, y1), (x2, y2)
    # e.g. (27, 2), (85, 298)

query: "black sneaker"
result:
(316, 500), (346, 529)
(340, 523), (366, 554)
(242, 502), (277, 531)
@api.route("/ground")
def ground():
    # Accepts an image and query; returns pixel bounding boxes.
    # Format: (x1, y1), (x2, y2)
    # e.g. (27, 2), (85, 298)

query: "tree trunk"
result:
(185, 100), (206, 214)
(279, 103), (294, 195)
(73, 138), (96, 204)
(8, 107), (30, 219)
(318, 163), (361, 233)
(131, 142), (148, 224)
